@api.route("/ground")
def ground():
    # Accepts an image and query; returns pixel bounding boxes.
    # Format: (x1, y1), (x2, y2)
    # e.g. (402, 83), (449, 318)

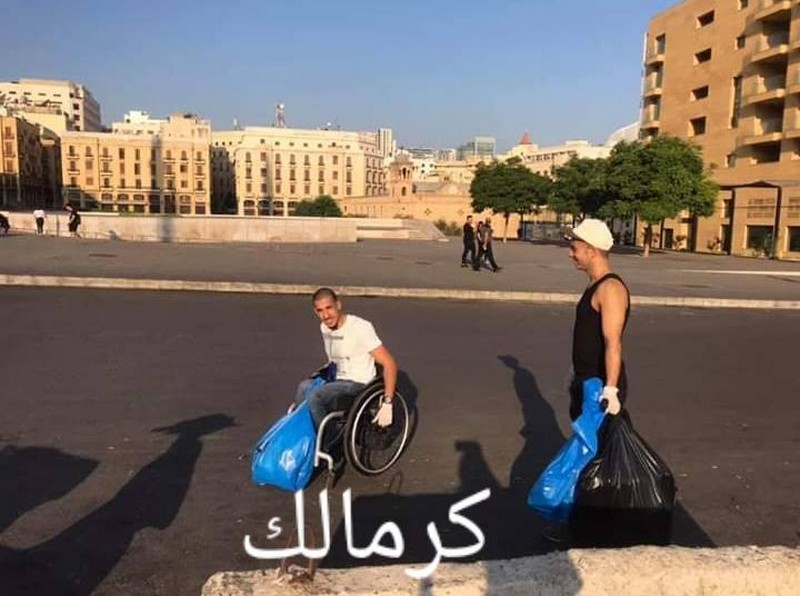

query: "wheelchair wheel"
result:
(344, 382), (410, 476)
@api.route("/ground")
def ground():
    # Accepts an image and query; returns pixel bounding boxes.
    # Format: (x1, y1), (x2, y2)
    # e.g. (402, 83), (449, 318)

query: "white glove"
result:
(372, 399), (393, 427)
(602, 386), (621, 415)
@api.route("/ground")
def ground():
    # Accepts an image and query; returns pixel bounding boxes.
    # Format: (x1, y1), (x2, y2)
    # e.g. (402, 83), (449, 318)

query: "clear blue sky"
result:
(1, 0), (677, 151)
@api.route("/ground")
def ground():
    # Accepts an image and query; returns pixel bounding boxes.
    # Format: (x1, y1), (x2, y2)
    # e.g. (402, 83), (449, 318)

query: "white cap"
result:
(566, 219), (614, 251)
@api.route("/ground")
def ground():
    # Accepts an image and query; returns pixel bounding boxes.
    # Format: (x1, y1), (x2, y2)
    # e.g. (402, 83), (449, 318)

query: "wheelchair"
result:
(311, 377), (412, 478)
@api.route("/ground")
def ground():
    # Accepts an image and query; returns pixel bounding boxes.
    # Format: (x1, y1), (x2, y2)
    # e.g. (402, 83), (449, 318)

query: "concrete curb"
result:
(202, 546), (800, 595)
(1, 274), (800, 309)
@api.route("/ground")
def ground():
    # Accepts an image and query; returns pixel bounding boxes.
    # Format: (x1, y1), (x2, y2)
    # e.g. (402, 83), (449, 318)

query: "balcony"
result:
(752, 0), (792, 24)
(643, 77), (664, 97)
(742, 117), (784, 144)
(744, 74), (787, 105)
(784, 111), (800, 138)
(644, 47), (665, 65)
(750, 31), (790, 64)
(787, 70), (800, 95)
(641, 106), (661, 128)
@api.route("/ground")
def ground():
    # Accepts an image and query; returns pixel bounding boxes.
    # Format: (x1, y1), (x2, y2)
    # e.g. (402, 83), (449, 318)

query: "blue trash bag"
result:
(250, 377), (325, 491)
(527, 377), (606, 522)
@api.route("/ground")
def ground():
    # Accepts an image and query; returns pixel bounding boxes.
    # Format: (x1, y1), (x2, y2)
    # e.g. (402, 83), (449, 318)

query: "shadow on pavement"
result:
(0, 446), (98, 535)
(1, 413), (235, 596)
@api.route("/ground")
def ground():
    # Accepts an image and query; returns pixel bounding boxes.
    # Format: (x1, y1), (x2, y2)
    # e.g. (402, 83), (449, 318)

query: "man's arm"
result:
(370, 344), (398, 401)
(596, 279), (628, 412)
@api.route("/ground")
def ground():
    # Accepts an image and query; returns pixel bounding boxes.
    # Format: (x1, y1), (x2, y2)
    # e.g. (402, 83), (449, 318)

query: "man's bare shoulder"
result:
(595, 277), (629, 308)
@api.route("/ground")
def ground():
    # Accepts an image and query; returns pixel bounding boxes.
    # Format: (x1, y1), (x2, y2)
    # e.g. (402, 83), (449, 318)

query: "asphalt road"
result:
(1, 288), (798, 595)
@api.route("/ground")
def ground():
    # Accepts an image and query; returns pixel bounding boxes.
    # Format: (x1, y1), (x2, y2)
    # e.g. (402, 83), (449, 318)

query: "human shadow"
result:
(322, 356), (569, 568)
(0, 445), (98, 535)
(1, 413), (235, 596)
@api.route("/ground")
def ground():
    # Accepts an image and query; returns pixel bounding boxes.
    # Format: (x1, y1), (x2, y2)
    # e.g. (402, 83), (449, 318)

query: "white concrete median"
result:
(202, 546), (800, 596)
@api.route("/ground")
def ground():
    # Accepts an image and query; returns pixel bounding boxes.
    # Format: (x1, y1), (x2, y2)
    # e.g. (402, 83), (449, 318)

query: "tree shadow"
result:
(0, 445), (98, 535)
(1, 413), (235, 596)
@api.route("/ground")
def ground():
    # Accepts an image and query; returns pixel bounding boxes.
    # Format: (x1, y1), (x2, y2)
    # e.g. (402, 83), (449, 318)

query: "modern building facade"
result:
(457, 136), (496, 160)
(0, 114), (61, 209)
(210, 127), (386, 216)
(0, 79), (102, 132)
(643, 0), (800, 258)
(59, 113), (211, 214)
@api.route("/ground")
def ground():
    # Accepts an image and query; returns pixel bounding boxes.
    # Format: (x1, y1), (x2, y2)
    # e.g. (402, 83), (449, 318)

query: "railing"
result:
(750, 73), (787, 94)
(756, 31), (790, 51)
(757, 117), (783, 134)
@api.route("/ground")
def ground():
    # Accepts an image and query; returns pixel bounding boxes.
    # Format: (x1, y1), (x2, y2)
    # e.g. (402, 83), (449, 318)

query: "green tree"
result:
(601, 136), (717, 257)
(293, 195), (343, 217)
(470, 157), (552, 241)
(550, 157), (609, 220)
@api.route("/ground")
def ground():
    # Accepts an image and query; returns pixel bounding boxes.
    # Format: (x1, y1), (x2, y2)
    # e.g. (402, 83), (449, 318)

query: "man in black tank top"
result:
(565, 219), (630, 421)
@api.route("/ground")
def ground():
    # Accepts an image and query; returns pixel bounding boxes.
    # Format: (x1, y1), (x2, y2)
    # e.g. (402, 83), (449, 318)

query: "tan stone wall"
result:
(338, 192), (528, 240)
(644, 0), (800, 259)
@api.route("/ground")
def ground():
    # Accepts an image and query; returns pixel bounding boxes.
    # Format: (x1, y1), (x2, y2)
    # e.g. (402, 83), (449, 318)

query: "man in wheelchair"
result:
(294, 287), (398, 431)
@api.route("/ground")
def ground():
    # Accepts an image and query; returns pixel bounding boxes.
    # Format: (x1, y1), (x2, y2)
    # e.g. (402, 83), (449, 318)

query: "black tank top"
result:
(572, 273), (630, 392)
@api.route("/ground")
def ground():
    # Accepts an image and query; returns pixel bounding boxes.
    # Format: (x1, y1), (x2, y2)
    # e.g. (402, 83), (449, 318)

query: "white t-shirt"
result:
(320, 314), (382, 384)
(33, 209), (45, 219)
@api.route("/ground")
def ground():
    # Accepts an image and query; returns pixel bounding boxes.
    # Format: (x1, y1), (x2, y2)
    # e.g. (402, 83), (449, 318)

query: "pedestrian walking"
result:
(461, 215), (476, 268)
(33, 207), (46, 235)
(543, 219), (629, 545)
(65, 204), (81, 238)
(0, 213), (9, 235)
(481, 218), (502, 272)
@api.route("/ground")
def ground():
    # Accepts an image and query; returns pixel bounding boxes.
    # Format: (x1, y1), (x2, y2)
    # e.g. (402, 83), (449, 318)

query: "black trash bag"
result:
(569, 410), (677, 547)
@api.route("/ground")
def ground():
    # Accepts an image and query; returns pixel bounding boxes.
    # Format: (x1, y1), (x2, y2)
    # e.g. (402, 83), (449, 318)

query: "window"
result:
(69, 160), (77, 171)
(738, 0), (749, 9)
(304, 184), (310, 195)
(736, 35), (746, 50)
(692, 86), (709, 100)
(276, 183), (282, 194)
(304, 155), (310, 166)
(135, 179), (142, 189)
(694, 48), (712, 64)
(788, 227), (800, 252)
(134, 163), (141, 175)
(290, 169), (296, 181)
(246, 183), (252, 193)
(333, 171), (338, 180)
(103, 178), (110, 188)
(120, 178), (126, 188)
(726, 154), (736, 168)
(135, 148), (140, 160)
(289, 154), (296, 165)
(746, 225), (773, 251)
(275, 154), (282, 164)
(319, 184), (324, 195)
(85, 147), (92, 157)
(70, 176), (77, 186)
(245, 168), (252, 179)
(333, 156), (339, 165)
(689, 117), (707, 136)
(197, 180), (204, 190)
(290, 184), (296, 194)
(119, 163), (125, 175)
(333, 186), (338, 195)
(697, 11), (714, 27)
(655, 34), (666, 54)
(319, 156), (324, 166)
(181, 180), (188, 189)
(119, 148), (125, 159)
(261, 152), (267, 161)
(731, 76), (743, 128)
(723, 199), (733, 218)
(181, 151), (187, 160)
(86, 177), (94, 186)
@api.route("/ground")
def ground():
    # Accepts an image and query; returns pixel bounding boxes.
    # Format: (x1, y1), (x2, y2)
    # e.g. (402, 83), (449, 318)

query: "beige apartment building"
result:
(0, 114), (61, 209)
(643, 0), (800, 258)
(210, 127), (386, 216)
(0, 78), (101, 132)
(60, 113), (211, 214)
(502, 133), (612, 176)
